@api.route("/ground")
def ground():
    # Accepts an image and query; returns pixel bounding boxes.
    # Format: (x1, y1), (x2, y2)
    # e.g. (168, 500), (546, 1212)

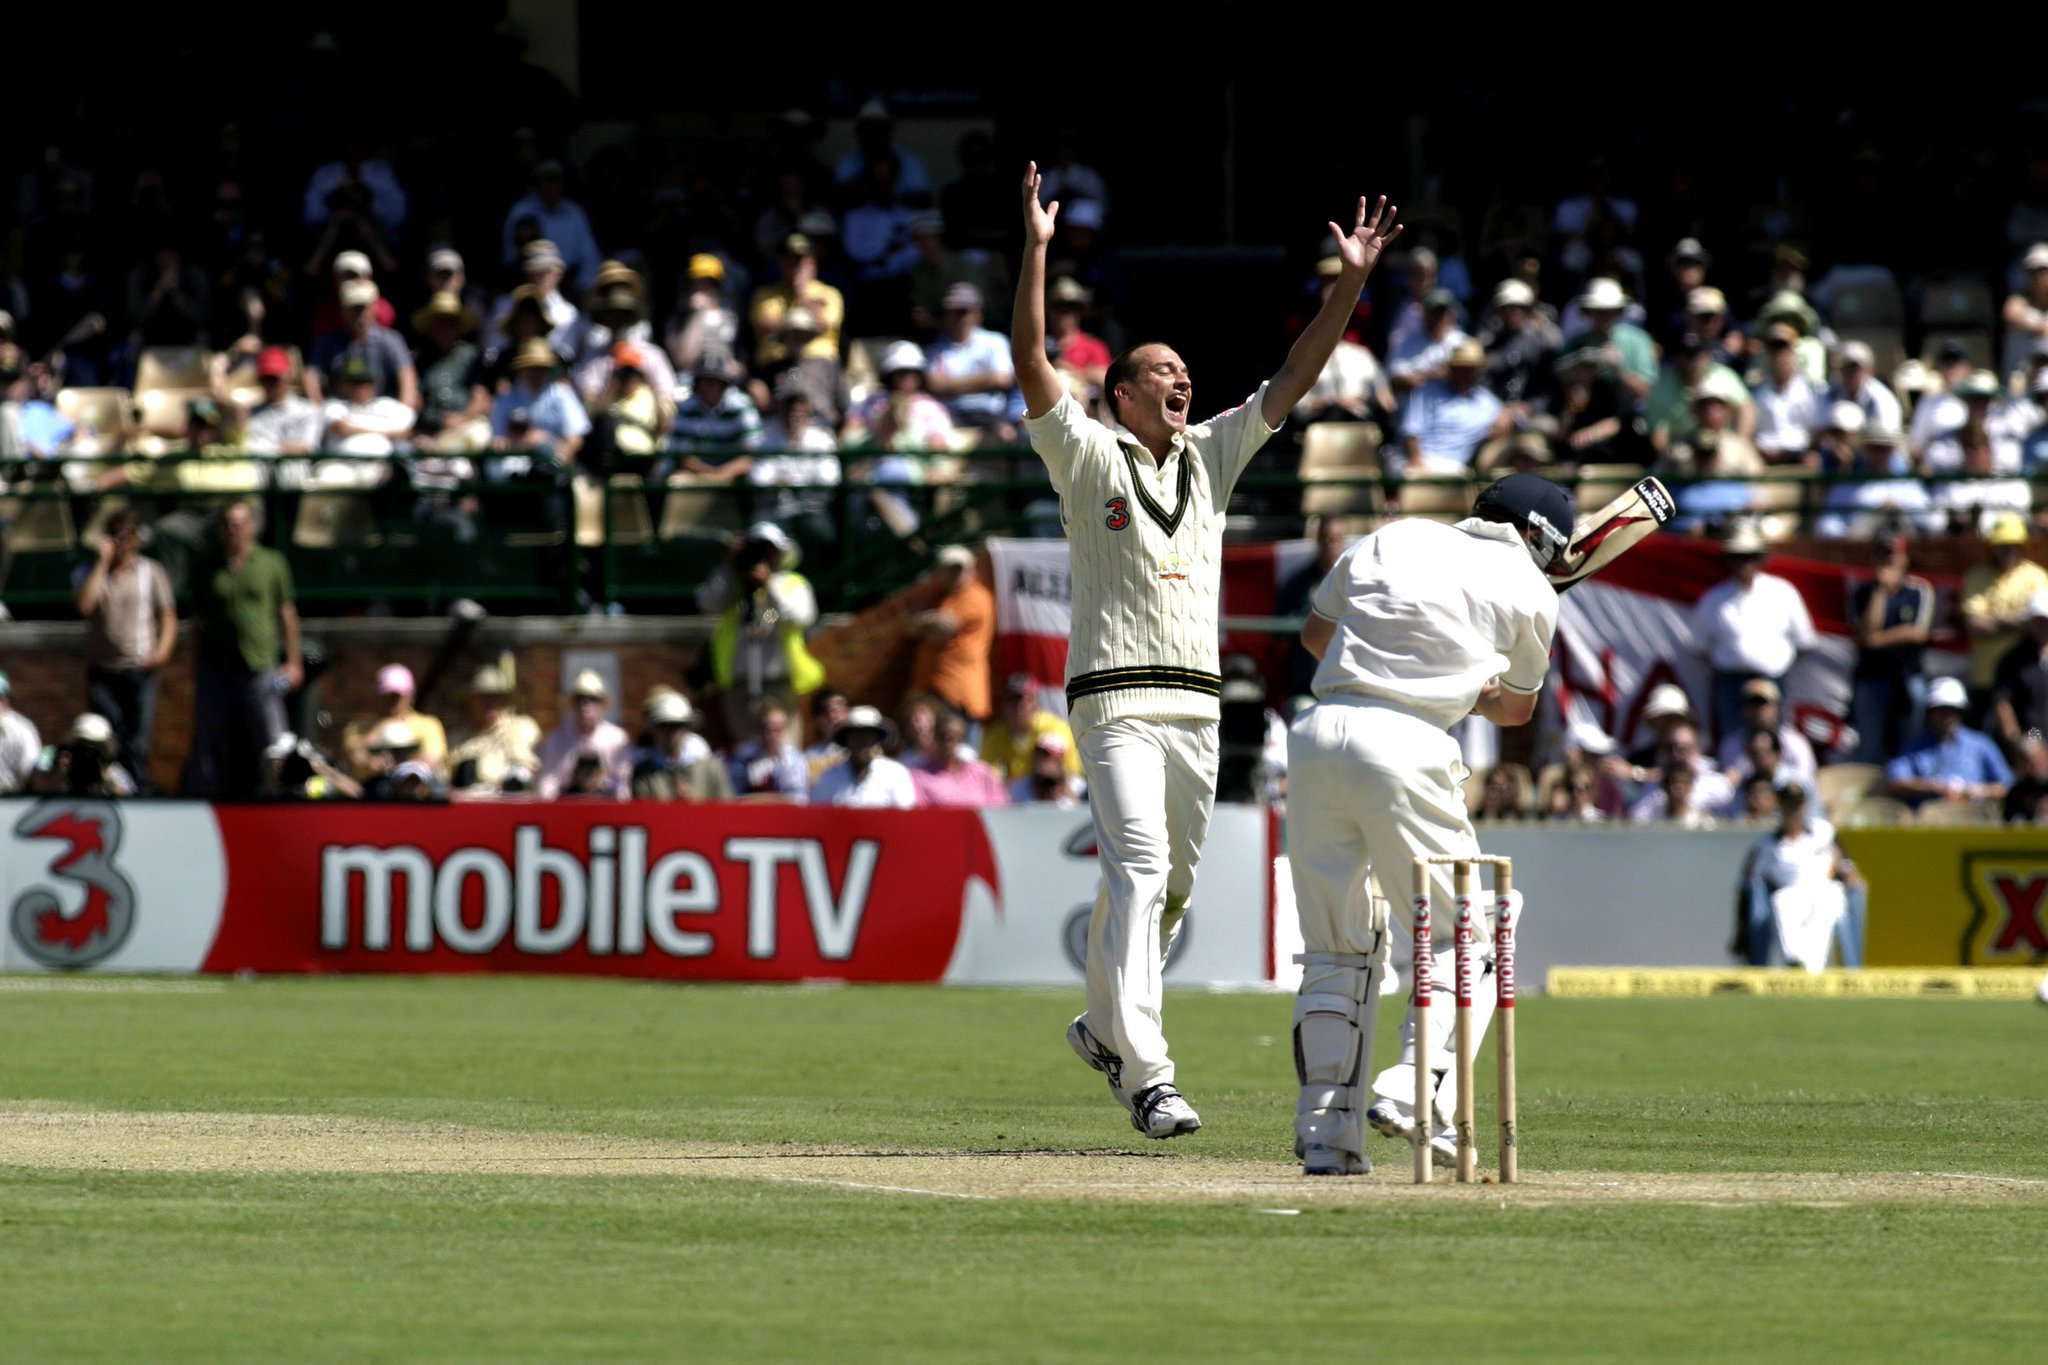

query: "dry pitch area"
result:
(5, 1104), (2040, 1208)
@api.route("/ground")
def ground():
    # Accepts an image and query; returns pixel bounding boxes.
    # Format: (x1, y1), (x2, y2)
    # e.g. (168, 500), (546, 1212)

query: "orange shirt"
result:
(910, 580), (996, 718)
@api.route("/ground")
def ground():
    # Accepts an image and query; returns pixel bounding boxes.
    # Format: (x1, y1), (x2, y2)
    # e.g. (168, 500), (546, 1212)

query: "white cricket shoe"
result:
(1068, 1014), (1140, 1122)
(1365, 1098), (1415, 1143)
(1302, 1143), (1370, 1177)
(1129, 1084), (1202, 1139)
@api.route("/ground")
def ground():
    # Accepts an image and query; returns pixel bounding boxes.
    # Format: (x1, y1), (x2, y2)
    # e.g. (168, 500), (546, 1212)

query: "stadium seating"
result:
(1814, 762), (1883, 819)
(1298, 422), (1383, 519)
(1392, 475), (1474, 522)
(845, 337), (904, 407)
(1572, 462), (1647, 513)
(1838, 794), (1913, 827)
(1909, 798), (2003, 827)
(54, 387), (135, 453)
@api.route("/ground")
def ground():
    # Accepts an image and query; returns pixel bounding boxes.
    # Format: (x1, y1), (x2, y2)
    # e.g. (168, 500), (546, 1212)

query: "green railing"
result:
(3, 450), (2043, 618)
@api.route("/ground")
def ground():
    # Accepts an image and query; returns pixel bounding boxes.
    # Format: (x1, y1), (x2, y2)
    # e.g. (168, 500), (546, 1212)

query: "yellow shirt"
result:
(341, 710), (451, 781)
(979, 711), (1083, 782)
(748, 283), (846, 368)
(1961, 559), (2048, 686)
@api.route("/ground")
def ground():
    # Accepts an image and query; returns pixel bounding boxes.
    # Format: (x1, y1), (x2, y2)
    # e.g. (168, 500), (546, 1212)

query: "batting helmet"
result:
(1473, 472), (1574, 573)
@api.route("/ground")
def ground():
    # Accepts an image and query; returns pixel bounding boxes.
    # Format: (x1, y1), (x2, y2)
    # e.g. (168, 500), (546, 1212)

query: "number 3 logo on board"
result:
(1104, 497), (1130, 531)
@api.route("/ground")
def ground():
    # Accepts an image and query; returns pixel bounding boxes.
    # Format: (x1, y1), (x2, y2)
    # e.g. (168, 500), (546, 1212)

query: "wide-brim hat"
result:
(411, 290), (476, 334)
(1723, 521), (1769, 556)
(510, 337), (558, 372)
(1577, 277), (1629, 311)
(833, 705), (896, 748)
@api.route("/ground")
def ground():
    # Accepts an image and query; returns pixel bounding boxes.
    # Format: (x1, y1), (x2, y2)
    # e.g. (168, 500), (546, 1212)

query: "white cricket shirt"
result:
(1023, 385), (1277, 735)
(1689, 573), (1816, 676)
(1308, 517), (1558, 730)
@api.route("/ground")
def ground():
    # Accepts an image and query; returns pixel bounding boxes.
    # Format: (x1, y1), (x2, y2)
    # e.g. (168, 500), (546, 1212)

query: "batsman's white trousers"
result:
(1078, 716), (1220, 1097)
(1287, 695), (1501, 1124)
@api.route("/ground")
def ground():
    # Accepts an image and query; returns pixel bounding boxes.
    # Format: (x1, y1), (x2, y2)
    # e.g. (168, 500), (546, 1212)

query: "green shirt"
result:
(1647, 362), (1749, 443)
(194, 545), (295, 673)
(1568, 322), (1659, 391)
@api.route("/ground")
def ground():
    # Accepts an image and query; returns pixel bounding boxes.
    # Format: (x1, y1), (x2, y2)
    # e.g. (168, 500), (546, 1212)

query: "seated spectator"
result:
(1685, 286), (1745, 371)
(925, 283), (1023, 443)
(304, 138), (408, 236)
(573, 267), (678, 408)
(447, 663), (542, 796)
(907, 209), (1005, 339)
(479, 286), (562, 392)
(1885, 676), (2013, 809)
(488, 339), (589, 478)
(728, 697), (810, 801)
(500, 161), (602, 294)
(127, 235), (210, 350)
(1922, 369), (2023, 475)
(1961, 515), (2048, 718)
(240, 347), (323, 455)
(1714, 678), (1816, 783)
(310, 277), (418, 409)
(1749, 289), (1828, 387)
(1813, 418), (1940, 539)
(753, 306), (848, 431)
(1740, 779), (1865, 970)
(1648, 333), (1752, 457)
(1009, 730), (1086, 807)
(321, 356), (415, 461)
(2003, 734), (2048, 824)
(307, 248), (397, 353)
(810, 705), (916, 808)
(44, 713), (137, 797)
(911, 706), (1009, 808)
(358, 718), (429, 800)
(8, 359), (78, 457)
(1398, 337), (1502, 474)
(1989, 589), (2048, 759)
(1561, 276), (1657, 404)
(1720, 726), (1796, 810)
(1542, 762), (1609, 823)
(1554, 343), (1652, 466)
(1827, 340), (1903, 438)
(749, 232), (845, 372)
(411, 292), (491, 453)
(1748, 321), (1823, 466)
(340, 663), (448, 782)
(803, 687), (850, 785)
(589, 341), (676, 476)
(1475, 279), (1560, 428)
(626, 691), (734, 802)
(2001, 242), (2048, 383)
(486, 241), (584, 358)
(1908, 340), (1975, 459)
(1386, 286), (1467, 403)
(1733, 771), (1781, 823)
(1629, 759), (1717, 828)
(979, 672), (1082, 784)
(675, 354), (765, 465)
(666, 253), (741, 379)
(1474, 761), (1535, 821)
(537, 669), (630, 801)
(387, 759), (447, 803)
(1929, 424), (2033, 535)
(1622, 718), (1735, 817)
(842, 342), (957, 535)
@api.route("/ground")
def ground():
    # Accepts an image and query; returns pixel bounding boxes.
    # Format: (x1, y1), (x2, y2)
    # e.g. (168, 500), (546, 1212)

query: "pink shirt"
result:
(536, 719), (632, 799)
(913, 759), (1010, 809)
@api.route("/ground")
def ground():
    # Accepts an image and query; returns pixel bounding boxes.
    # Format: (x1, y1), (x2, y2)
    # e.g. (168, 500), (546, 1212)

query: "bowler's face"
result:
(1120, 345), (1191, 433)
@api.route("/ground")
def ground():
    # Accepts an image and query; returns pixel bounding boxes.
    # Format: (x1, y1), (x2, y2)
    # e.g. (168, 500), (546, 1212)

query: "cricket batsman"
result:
(1011, 161), (1402, 1138)
(1285, 473), (1571, 1175)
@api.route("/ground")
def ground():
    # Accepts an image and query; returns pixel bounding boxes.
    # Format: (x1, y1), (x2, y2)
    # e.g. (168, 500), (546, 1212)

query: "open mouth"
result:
(1164, 393), (1189, 417)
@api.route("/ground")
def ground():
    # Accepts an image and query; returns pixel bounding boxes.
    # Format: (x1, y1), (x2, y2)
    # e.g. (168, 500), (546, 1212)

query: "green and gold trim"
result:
(1067, 665), (1223, 706)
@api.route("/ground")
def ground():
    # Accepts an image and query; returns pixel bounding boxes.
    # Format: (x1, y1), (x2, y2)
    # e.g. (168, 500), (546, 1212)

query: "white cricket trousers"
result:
(1287, 695), (1499, 1122)
(1077, 716), (1220, 1097)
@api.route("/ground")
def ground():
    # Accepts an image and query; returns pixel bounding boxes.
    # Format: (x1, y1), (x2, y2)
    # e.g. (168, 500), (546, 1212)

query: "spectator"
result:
(976, 672), (1079, 784)
(803, 687), (851, 785)
(410, 292), (491, 452)
(537, 669), (630, 800)
(2003, 734), (2048, 824)
(586, 340), (675, 476)
(728, 697), (810, 801)
(1275, 516), (1353, 701)
(1476, 278), (1559, 429)
(1382, 246), (1442, 364)
(907, 209), (1005, 339)
(832, 99), (933, 201)
(1747, 321), (1823, 466)
(1398, 337), (1502, 474)
(1612, 682), (1700, 775)
(904, 545), (995, 723)
(1750, 289), (1828, 387)
(1555, 344), (1653, 468)
(1624, 720), (1734, 821)
(303, 137), (407, 236)
(1714, 677), (1817, 783)
(1908, 338), (1976, 459)
(626, 691), (734, 801)
(126, 235), (210, 349)
(912, 705), (1009, 808)
(1561, 276), (1656, 404)
(1885, 675), (2013, 810)
(1722, 726), (1797, 807)
(1847, 534), (1937, 763)
(1688, 522), (1816, 744)
(1475, 761), (1536, 821)
(1990, 589), (2048, 758)
(840, 152), (920, 326)
(259, 730), (360, 801)
(1044, 198), (1123, 345)
(240, 347), (323, 455)
(752, 306), (849, 432)
(1648, 333), (1752, 457)
(489, 338), (589, 475)
(1814, 417), (1940, 539)
(447, 663), (542, 796)
(71, 509), (177, 792)
(1827, 340), (1904, 438)
(749, 232), (845, 372)
(2001, 242), (2048, 383)
(308, 249), (399, 353)
(1740, 779), (1865, 970)
(0, 670), (43, 794)
(420, 247), (490, 334)
(1960, 513), (2048, 718)
(182, 501), (301, 798)
(694, 522), (825, 743)
(1922, 369), (2022, 476)
(1010, 730), (1085, 807)
(357, 719), (431, 800)
(573, 267), (677, 407)
(1929, 420), (2034, 535)
(487, 244), (583, 358)
(321, 355), (416, 458)
(1630, 758), (1717, 828)
(1386, 286), (1466, 402)
(310, 278), (419, 409)
(841, 341), (957, 535)
(1542, 763), (1609, 823)
(810, 705), (916, 808)
(340, 663), (448, 782)
(41, 713), (138, 797)
(925, 283), (1023, 442)
(1685, 286), (1744, 371)
(666, 253), (741, 378)
(1289, 258), (1393, 429)
(479, 286), (558, 391)
(675, 354), (765, 462)
(500, 161), (601, 293)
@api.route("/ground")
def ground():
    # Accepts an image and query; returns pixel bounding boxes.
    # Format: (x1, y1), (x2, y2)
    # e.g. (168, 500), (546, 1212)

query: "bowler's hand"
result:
(1327, 196), (1403, 277)
(1021, 163), (1059, 247)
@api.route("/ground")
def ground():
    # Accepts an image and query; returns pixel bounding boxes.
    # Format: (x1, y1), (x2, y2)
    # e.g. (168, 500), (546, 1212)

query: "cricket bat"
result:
(1549, 476), (1675, 593)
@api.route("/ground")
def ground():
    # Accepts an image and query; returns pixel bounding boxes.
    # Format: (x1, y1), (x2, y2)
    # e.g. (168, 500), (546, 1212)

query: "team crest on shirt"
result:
(1156, 550), (1191, 582)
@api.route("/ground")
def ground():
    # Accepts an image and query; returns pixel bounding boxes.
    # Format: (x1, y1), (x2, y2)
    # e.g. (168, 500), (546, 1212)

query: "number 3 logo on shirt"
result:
(1104, 497), (1131, 531)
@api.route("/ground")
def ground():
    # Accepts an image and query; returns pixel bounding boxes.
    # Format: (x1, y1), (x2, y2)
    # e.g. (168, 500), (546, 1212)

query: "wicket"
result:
(1409, 854), (1517, 1184)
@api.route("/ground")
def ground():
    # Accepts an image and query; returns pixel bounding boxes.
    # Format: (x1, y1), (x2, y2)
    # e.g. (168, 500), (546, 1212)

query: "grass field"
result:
(3, 977), (2045, 1363)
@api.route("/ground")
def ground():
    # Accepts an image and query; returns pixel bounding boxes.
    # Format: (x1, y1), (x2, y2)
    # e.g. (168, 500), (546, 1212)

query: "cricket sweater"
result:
(1022, 385), (1278, 735)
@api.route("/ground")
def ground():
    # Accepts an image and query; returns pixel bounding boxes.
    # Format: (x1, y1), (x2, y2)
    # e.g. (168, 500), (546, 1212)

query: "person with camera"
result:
(694, 521), (826, 746)
(26, 714), (136, 797)
(72, 509), (176, 794)
(260, 731), (361, 801)
(447, 663), (542, 797)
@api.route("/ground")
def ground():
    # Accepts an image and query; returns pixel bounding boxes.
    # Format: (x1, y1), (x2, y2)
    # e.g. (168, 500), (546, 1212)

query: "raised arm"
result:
(1263, 196), (1402, 429)
(1010, 162), (1067, 420)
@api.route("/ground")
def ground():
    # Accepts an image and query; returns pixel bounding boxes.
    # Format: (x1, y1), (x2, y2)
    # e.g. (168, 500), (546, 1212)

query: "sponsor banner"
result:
(0, 800), (1275, 985)
(1547, 967), (2041, 999)
(987, 537), (1313, 715)
(1839, 826), (2048, 968)
(1553, 534), (1966, 755)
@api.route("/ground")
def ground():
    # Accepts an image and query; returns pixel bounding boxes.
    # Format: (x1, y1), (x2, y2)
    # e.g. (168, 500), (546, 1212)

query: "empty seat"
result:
(1392, 474), (1473, 521)
(1832, 326), (1908, 380)
(1918, 329), (1995, 371)
(1298, 421), (1383, 518)
(1824, 276), (1905, 328)
(1573, 462), (1647, 513)
(54, 387), (136, 451)
(658, 478), (744, 541)
(0, 495), (78, 552)
(292, 492), (382, 549)
(134, 346), (213, 396)
(573, 475), (656, 548)
(1910, 798), (2002, 827)
(1916, 278), (1995, 331)
(844, 336), (905, 406)
(1838, 794), (1912, 828)
(1813, 762), (1883, 819)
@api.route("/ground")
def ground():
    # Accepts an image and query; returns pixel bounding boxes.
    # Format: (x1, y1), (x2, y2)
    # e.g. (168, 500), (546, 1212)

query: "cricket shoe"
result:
(1302, 1143), (1370, 1177)
(1365, 1098), (1416, 1143)
(1067, 1014), (1136, 1120)
(1129, 1084), (1202, 1139)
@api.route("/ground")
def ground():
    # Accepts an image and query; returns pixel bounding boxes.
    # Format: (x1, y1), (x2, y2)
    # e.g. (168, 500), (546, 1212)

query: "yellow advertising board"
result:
(1838, 827), (2048, 967)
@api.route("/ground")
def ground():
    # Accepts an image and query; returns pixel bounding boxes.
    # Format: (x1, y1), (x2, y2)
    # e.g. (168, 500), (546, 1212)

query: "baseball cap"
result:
(879, 340), (926, 376)
(1936, 337), (1971, 364)
(376, 663), (415, 696)
(1837, 340), (1874, 369)
(1642, 683), (1693, 721)
(256, 346), (292, 378)
(1687, 286), (1728, 315)
(339, 278), (379, 308)
(1926, 676), (1968, 711)
(687, 253), (726, 281)
(1987, 512), (2030, 545)
(427, 247), (464, 273)
(569, 668), (609, 700)
(1063, 200), (1105, 231)
(1742, 678), (1781, 703)
(2026, 243), (2048, 272)
(1491, 279), (1536, 309)
(942, 282), (984, 312)
(331, 249), (372, 278)
(1422, 287), (1458, 311)
(522, 240), (565, 272)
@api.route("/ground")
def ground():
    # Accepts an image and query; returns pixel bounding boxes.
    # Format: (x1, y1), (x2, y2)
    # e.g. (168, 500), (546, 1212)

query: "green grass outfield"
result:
(2, 977), (2045, 1363)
